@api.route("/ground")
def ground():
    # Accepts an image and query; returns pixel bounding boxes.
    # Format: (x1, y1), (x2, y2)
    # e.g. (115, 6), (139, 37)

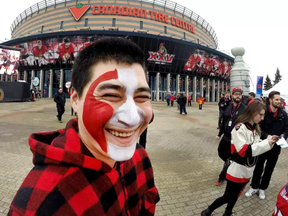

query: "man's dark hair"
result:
(248, 92), (256, 98)
(72, 37), (146, 98)
(268, 91), (280, 99)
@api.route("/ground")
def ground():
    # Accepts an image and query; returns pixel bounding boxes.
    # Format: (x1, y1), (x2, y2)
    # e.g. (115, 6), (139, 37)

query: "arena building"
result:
(0, 0), (233, 102)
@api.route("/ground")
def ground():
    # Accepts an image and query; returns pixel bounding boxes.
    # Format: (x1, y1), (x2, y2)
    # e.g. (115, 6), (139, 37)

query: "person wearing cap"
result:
(216, 87), (246, 186)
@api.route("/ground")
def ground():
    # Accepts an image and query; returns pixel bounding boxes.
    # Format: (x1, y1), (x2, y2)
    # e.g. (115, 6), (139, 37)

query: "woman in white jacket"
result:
(201, 101), (279, 216)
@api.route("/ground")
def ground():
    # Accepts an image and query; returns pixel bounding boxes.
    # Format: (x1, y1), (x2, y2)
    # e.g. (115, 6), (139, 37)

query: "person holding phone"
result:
(201, 101), (279, 216)
(246, 91), (288, 199)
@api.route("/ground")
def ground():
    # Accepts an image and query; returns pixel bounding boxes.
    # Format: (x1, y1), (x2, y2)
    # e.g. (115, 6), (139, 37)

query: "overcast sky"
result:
(1, 0), (287, 90)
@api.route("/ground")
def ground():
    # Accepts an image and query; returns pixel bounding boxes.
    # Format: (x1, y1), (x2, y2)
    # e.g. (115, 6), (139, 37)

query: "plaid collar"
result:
(29, 118), (113, 173)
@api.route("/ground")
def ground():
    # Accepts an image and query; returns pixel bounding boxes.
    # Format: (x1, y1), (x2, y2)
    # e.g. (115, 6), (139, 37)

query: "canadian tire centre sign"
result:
(69, 3), (195, 33)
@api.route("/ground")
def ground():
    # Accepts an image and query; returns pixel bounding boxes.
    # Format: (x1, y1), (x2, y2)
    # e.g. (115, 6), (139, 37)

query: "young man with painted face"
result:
(246, 91), (288, 199)
(9, 37), (159, 216)
(216, 87), (246, 186)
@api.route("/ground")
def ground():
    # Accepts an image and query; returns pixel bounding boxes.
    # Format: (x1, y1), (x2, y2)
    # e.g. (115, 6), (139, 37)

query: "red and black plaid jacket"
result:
(9, 119), (159, 216)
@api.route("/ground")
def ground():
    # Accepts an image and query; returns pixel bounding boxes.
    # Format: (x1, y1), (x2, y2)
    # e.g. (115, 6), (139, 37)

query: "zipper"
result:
(116, 162), (129, 216)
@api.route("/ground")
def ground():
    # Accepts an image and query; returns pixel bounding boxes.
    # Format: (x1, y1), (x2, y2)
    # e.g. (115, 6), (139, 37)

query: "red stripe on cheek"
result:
(83, 70), (118, 153)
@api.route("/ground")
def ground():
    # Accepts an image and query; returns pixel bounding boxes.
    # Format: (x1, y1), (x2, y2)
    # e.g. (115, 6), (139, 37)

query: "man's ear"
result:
(71, 88), (79, 113)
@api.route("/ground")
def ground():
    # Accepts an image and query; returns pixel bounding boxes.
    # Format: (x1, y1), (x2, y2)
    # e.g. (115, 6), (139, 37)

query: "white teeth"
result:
(108, 130), (134, 138)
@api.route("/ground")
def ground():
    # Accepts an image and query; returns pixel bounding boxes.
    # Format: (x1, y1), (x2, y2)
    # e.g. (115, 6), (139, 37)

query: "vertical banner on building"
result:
(256, 76), (263, 97)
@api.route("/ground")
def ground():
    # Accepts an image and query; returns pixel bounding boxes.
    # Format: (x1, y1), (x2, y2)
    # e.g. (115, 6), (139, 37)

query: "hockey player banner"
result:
(0, 48), (20, 75)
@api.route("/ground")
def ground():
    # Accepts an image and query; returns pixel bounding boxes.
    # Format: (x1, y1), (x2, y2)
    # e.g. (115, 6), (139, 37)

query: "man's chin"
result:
(107, 142), (137, 162)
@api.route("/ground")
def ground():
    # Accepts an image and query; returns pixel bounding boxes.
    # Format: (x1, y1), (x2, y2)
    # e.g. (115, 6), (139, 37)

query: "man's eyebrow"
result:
(135, 87), (151, 93)
(97, 83), (125, 91)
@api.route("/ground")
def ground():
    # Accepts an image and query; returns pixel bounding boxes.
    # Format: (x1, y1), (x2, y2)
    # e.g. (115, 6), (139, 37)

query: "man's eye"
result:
(135, 95), (150, 99)
(134, 95), (151, 102)
(102, 94), (120, 98)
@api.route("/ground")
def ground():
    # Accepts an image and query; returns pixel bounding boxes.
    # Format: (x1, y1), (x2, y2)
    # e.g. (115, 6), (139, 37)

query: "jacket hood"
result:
(28, 118), (113, 172)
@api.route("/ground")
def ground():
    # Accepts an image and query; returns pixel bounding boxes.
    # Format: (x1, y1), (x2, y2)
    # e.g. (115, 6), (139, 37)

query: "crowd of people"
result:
(202, 89), (288, 215)
(165, 92), (206, 114)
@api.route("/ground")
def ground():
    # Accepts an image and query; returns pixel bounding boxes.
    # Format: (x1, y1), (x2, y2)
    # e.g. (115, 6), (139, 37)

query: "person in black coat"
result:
(216, 87), (246, 186)
(177, 93), (187, 115)
(139, 112), (154, 149)
(245, 91), (288, 199)
(218, 92), (230, 129)
(54, 88), (66, 123)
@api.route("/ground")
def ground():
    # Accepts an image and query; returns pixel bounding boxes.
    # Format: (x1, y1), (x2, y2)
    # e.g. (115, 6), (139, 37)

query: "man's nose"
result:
(118, 97), (141, 127)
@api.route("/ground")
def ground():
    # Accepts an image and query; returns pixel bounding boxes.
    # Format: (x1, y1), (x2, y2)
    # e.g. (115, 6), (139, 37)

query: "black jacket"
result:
(54, 92), (66, 107)
(218, 101), (246, 140)
(177, 96), (187, 106)
(218, 97), (230, 111)
(261, 105), (288, 139)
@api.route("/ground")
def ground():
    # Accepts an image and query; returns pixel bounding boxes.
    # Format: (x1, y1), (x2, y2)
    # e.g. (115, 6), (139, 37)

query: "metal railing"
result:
(10, 0), (218, 46)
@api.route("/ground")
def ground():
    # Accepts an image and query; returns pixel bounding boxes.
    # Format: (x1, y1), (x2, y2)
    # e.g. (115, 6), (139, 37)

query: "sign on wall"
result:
(147, 43), (175, 64)
(184, 50), (232, 79)
(69, 4), (195, 34)
(0, 48), (20, 75)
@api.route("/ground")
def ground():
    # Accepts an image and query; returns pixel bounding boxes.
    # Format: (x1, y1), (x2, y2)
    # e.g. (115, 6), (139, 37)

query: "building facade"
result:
(0, 0), (233, 102)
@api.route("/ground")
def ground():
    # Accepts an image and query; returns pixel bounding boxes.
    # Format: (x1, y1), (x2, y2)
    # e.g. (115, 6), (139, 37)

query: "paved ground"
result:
(0, 99), (287, 216)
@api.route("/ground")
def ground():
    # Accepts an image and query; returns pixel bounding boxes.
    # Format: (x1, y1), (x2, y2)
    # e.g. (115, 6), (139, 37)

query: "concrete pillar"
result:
(31, 70), (35, 89)
(17, 72), (20, 81)
(10, 75), (14, 82)
(230, 47), (251, 96)
(59, 69), (64, 89)
(185, 75), (189, 101)
(193, 76), (197, 102)
(222, 81), (225, 93)
(212, 79), (216, 102)
(40, 70), (44, 96)
(166, 73), (170, 93)
(217, 80), (220, 102)
(176, 74), (180, 96)
(48, 69), (53, 98)
(24, 71), (28, 82)
(156, 72), (160, 101)
(0, 74), (3, 81)
(200, 77), (204, 97)
(5, 75), (8, 81)
(206, 78), (210, 102)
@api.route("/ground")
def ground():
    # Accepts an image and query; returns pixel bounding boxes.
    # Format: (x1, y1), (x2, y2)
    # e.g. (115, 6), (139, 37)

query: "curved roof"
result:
(10, 0), (218, 46)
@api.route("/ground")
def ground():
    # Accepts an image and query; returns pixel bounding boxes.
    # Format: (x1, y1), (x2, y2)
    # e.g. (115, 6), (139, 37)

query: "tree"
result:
(263, 75), (273, 91)
(273, 67), (282, 86)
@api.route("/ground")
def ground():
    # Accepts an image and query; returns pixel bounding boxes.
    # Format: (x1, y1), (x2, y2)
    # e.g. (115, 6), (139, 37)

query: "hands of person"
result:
(267, 135), (279, 146)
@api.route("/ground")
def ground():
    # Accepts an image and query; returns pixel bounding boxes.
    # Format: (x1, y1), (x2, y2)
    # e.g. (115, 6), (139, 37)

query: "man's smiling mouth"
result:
(107, 129), (135, 138)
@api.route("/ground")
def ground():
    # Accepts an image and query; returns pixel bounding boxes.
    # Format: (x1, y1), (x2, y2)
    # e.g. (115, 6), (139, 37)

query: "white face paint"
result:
(107, 142), (137, 162)
(107, 68), (145, 161)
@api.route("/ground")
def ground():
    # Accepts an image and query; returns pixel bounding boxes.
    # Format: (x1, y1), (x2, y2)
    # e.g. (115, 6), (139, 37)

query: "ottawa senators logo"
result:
(148, 43), (175, 64)
(158, 43), (167, 56)
(235, 123), (241, 131)
(0, 88), (4, 101)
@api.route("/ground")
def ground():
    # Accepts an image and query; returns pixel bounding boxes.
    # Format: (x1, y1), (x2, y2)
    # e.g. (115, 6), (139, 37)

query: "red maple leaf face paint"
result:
(82, 70), (118, 153)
